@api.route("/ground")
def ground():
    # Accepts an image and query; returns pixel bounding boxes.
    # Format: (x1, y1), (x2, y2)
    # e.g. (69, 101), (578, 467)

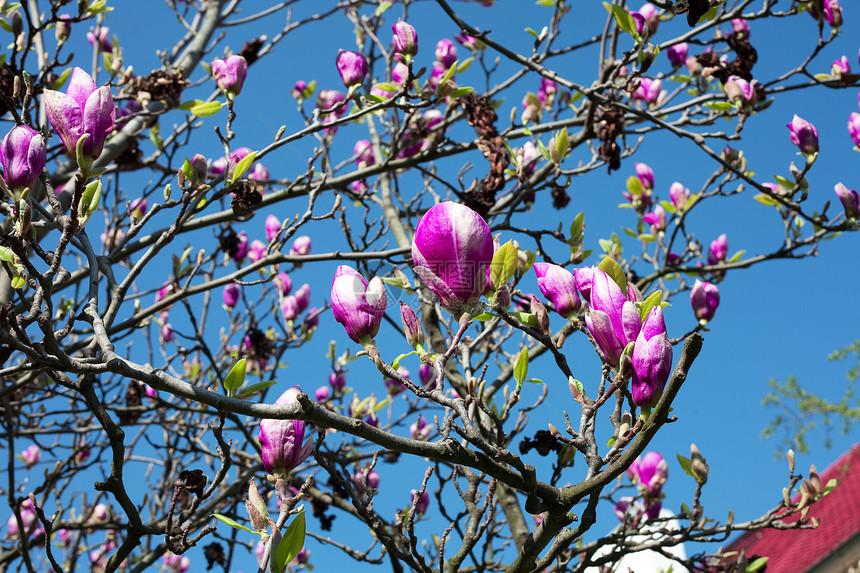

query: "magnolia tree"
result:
(0, 0), (858, 572)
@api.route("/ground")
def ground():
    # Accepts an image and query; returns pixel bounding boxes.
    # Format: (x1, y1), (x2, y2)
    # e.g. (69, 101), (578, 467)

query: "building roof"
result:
(726, 443), (860, 572)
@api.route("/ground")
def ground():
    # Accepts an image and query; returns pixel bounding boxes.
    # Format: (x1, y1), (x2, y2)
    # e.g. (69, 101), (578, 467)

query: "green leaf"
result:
(822, 478), (838, 496)
(610, 5), (637, 36)
(435, 60), (458, 97)
(78, 180), (103, 226)
(0, 246), (15, 263)
(536, 0), (555, 5)
(10, 274), (25, 289)
(536, 139), (551, 162)
(274, 512), (306, 573)
(555, 127), (569, 161)
(212, 513), (259, 535)
(676, 453), (694, 478)
(471, 312), (494, 321)
(375, 0), (393, 16)
(190, 101), (224, 118)
(638, 233), (656, 243)
(364, 93), (387, 104)
(638, 290), (663, 322)
(569, 376), (585, 398)
(231, 151), (257, 184)
(813, 73), (833, 81)
(626, 175), (644, 196)
(621, 226), (637, 238)
(598, 256), (627, 294)
(774, 175), (794, 189)
(728, 249), (745, 263)
(235, 380), (277, 399)
(705, 101), (734, 111)
(391, 351), (418, 370)
(0, 18), (10, 33)
(746, 557), (769, 572)
(52, 67), (72, 91)
(373, 398), (390, 412)
(374, 82), (399, 93)
(669, 74), (692, 83)
(754, 194), (779, 207)
(456, 57), (473, 73)
(178, 99), (202, 111)
(223, 358), (247, 397)
(513, 312), (538, 327)
(514, 347), (529, 385)
(490, 241), (518, 289)
(525, 27), (540, 39)
(569, 212), (585, 239)
(448, 87), (474, 98)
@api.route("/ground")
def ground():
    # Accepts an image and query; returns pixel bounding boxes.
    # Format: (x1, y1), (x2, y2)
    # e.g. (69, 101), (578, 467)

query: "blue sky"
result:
(52, 0), (860, 570)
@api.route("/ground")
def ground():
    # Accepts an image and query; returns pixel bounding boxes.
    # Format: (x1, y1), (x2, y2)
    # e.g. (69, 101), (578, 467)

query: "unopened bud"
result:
(556, 332), (566, 349)
(10, 11), (22, 37)
(55, 17), (71, 43)
(782, 487), (791, 507)
(690, 443), (709, 485)
(801, 505), (810, 521)
(787, 449), (795, 474)
(13, 75), (23, 100)
(548, 423), (561, 438)
(495, 283), (511, 310)
(548, 137), (559, 163)
(726, 510), (734, 528)
(191, 154), (208, 185)
(809, 464), (821, 496)
(400, 302), (425, 348)
(619, 411), (633, 436)
(618, 341), (635, 381)
(245, 480), (268, 533)
(530, 296), (550, 336)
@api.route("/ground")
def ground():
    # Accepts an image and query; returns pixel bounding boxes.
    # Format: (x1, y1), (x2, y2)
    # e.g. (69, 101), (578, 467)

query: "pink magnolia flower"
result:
(258, 386), (314, 475)
(44, 67), (115, 159)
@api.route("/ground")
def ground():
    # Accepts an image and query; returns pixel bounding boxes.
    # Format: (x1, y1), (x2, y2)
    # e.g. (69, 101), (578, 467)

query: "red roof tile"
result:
(726, 443), (860, 572)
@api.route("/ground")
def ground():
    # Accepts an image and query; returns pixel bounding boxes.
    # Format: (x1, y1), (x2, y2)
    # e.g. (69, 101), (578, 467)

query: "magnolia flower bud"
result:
(258, 386), (313, 476)
(584, 268), (640, 367)
(331, 266), (386, 345)
(0, 125), (46, 192)
(834, 183), (859, 219)
(690, 279), (720, 322)
(411, 202), (493, 313)
(212, 55), (248, 98)
(392, 21), (418, 58)
(336, 50), (368, 88)
(223, 283), (240, 309)
(631, 306), (672, 407)
(533, 263), (581, 319)
(690, 443), (709, 485)
(44, 67), (115, 160)
(787, 114), (819, 156)
(399, 302), (424, 348)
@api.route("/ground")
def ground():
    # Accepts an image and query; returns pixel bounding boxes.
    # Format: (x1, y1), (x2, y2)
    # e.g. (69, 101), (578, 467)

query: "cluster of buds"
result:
(616, 451), (668, 525)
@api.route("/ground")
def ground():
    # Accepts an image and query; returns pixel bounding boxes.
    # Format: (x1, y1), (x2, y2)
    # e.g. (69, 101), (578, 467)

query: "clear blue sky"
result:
(72, 1), (860, 570)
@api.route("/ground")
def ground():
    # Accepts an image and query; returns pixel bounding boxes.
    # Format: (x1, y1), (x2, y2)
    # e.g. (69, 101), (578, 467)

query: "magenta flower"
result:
(212, 55), (248, 97)
(614, 496), (645, 526)
(329, 371), (346, 390)
(690, 279), (720, 322)
(392, 21), (419, 58)
(454, 32), (478, 50)
(533, 263), (581, 319)
(707, 234), (728, 266)
(248, 239), (266, 263)
(411, 202), (494, 311)
(410, 415), (432, 440)
(419, 364), (434, 386)
(295, 283), (311, 313)
(724, 75), (757, 108)
(831, 56), (851, 77)
(669, 182), (690, 211)
(638, 3), (660, 35)
(538, 78), (557, 103)
(642, 205), (667, 233)
(317, 90), (349, 130)
(631, 306), (673, 408)
(314, 386), (330, 402)
(822, 0), (843, 27)
(666, 43), (688, 68)
(336, 50), (368, 88)
(573, 267), (594, 302)
(44, 67), (115, 159)
(392, 62), (410, 86)
(290, 235), (312, 257)
(584, 268), (641, 367)
(274, 272), (292, 296)
(627, 451), (669, 496)
(223, 283), (240, 309)
(331, 266), (386, 344)
(632, 78), (662, 105)
(835, 183), (860, 219)
(258, 387), (313, 475)
(428, 62), (449, 91)
(731, 18), (750, 38)
(787, 114), (819, 155)
(265, 214), (281, 243)
(129, 197), (147, 220)
(20, 444), (40, 467)
(354, 469), (380, 491)
(86, 26), (111, 53)
(291, 80), (308, 100)
(634, 162), (654, 190)
(410, 489), (430, 514)
(849, 113), (860, 147)
(0, 125), (46, 192)
(354, 139), (374, 168)
(281, 296), (298, 321)
(384, 366), (410, 395)
(435, 39), (457, 69)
